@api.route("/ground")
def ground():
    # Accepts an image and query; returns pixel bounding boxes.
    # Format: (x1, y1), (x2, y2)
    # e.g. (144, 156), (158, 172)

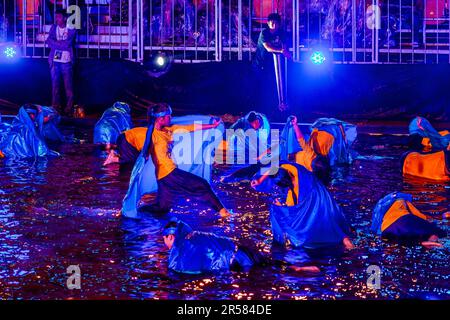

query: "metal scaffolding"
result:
(1, 0), (449, 63)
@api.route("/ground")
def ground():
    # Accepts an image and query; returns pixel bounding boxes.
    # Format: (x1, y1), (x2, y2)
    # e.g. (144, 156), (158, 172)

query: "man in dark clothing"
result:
(47, 9), (77, 117)
(252, 13), (291, 117)
(254, 13), (290, 70)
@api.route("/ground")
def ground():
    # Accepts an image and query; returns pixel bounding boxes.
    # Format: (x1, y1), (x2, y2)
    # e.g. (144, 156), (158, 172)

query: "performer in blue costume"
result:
(122, 103), (230, 219)
(220, 111), (273, 183)
(0, 106), (59, 159)
(162, 219), (320, 274)
(251, 162), (354, 250)
(93, 102), (132, 148)
(280, 116), (357, 167)
(279, 116), (331, 184)
(23, 104), (67, 143)
(408, 116), (450, 151)
(309, 118), (357, 166)
(372, 192), (447, 248)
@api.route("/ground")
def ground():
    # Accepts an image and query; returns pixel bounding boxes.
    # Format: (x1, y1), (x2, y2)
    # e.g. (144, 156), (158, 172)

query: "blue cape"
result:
(371, 192), (413, 235)
(93, 102), (132, 144)
(122, 115), (224, 219)
(279, 117), (303, 161)
(168, 220), (237, 274)
(0, 107), (59, 159)
(310, 118), (357, 166)
(258, 162), (352, 248)
(408, 116), (450, 150)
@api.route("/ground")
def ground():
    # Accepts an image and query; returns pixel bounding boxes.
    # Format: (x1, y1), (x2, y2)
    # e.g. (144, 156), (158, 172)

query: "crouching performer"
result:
(371, 192), (447, 248)
(402, 134), (450, 181)
(93, 102), (133, 152)
(122, 103), (231, 218)
(103, 127), (148, 166)
(0, 106), (59, 159)
(163, 219), (320, 274)
(251, 162), (354, 250)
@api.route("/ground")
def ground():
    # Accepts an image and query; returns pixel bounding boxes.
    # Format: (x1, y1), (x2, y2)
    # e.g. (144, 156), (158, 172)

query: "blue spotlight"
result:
(0, 43), (20, 63)
(4, 46), (17, 59)
(310, 51), (326, 65)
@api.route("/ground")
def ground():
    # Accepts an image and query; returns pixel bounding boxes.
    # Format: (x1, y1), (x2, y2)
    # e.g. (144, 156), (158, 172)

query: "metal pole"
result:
(238, 0), (243, 60)
(215, 0), (222, 61)
(128, 0), (133, 60)
(352, 0), (357, 62)
(22, 0), (26, 56)
(292, 0), (298, 61)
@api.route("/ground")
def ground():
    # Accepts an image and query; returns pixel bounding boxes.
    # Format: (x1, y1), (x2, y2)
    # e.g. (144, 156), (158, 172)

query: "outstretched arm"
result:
(262, 42), (284, 54)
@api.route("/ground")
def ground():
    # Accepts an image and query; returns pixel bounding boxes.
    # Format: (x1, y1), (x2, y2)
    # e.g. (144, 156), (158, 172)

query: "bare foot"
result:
(103, 151), (119, 166)
(290, 265), (320, 273)
(219, 208), (232, 218)
(343, 237), (355, 250)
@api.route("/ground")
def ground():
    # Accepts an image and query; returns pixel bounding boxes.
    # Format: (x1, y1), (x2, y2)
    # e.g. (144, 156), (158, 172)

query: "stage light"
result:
(155, 55), (166, 67)
(4, 46), (17, 59)
(0, 43), (20, 63)
(143, 52), (173, 78)
(310, 51), (326, 65)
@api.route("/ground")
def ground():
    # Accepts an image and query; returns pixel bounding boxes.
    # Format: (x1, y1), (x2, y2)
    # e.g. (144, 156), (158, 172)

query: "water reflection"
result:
(0, 131), (448, 299)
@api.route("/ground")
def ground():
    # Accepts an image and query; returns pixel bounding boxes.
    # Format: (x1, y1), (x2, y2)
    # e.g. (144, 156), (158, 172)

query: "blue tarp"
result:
(371, 192), (413, 236)
(168, 220), (237, 274)
(279, 117), (357, 165)
(23, 105), (67, 143)
(408, 116), (450, 150)
(255, 162), (352, 249)
(122, 115), (224, 219)
(0, 113), (11, 139)
(93, 102), (132, 145)
(0, 107), (59, 159)
(310, 118), (357, 166)
(279, 116), (302, 161)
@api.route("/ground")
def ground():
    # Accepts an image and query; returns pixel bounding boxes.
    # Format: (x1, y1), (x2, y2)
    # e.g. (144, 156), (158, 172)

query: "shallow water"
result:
(0, 125), (449, 300)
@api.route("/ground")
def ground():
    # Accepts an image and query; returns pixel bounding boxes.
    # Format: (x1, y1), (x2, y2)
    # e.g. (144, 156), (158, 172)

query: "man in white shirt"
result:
(47, 9), (76, 117)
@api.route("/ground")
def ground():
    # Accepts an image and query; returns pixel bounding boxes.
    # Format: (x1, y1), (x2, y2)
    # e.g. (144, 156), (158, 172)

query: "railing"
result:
(0, 0), (449, 63)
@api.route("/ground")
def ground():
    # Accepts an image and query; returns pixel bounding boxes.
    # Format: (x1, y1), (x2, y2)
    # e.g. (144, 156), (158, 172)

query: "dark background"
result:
(1, 58), (449, 122)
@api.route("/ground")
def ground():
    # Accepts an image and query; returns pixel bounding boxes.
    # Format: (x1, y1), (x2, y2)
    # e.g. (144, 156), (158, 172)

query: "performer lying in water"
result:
(162, 219), (320, 274)
(103, 127), (147, 166)
(139, 103), (231, 217)
(372, 192), (447, 248)
(402, 134), (450, 181)
(251, 162), (354, 250)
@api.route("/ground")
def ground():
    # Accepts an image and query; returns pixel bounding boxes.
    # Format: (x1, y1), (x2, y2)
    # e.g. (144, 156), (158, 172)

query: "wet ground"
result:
(0, 122), (449, 300)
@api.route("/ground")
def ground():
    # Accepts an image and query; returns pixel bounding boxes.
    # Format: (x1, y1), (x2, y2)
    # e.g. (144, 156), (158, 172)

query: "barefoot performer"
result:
(162, 219), (320, 274)
(122, 104), (231, 218)
(372, 192), (447, 248)
(251, 162), (354, 250)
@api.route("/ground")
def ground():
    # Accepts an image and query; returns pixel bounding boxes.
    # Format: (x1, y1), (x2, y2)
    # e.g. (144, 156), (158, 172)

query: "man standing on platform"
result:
(253, 13), (291, 115)
(47, 9), (76, 117)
